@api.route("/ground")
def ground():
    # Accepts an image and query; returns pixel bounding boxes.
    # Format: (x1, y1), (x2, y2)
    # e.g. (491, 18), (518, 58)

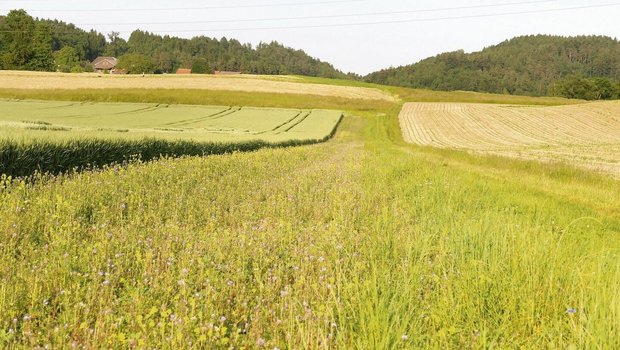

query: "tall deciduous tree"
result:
(1, 9), (36, 70)
(104, 31), (128, 57)
(191, 58), (211, 74)
(54, 46), (80, 72)
(117, 53), (155, 74)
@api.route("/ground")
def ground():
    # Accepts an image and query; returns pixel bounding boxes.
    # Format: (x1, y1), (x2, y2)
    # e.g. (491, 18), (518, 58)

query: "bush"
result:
(554, 75), (619, 100)
(191, 58), (211, 74)
(117, 53), (155, 74)
(54, 46), (81, 73)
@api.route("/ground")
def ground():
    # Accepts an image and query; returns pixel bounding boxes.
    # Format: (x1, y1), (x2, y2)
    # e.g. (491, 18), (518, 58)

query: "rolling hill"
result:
(365, 35), (620, 98)
(0, 9), (349, 78)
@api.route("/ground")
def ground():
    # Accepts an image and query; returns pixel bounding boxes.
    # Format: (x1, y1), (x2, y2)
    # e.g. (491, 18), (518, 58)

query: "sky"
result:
(2, 0), (620, 75)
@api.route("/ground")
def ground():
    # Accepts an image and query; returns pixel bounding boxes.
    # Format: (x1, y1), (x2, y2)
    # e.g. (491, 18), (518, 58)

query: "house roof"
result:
(92, 57), (118, 70)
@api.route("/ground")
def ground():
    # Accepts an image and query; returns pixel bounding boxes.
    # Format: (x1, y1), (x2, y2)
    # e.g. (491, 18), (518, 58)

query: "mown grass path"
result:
(1, 105), (619, 348)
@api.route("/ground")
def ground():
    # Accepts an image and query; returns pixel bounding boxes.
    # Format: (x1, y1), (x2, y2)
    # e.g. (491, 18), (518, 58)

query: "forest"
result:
(0, 9), (349, 78)
(3, 9), (620, 100)
(364, 35), (620, 100)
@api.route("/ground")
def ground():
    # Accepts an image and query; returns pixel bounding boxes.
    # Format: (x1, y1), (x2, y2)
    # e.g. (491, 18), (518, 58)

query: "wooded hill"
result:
(365, 35), (620, 99)
(0, 9), (348, 78)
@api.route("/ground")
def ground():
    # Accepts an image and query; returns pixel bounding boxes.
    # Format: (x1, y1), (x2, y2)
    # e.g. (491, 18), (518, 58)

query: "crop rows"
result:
(0, 100), (341, 138)
(399, 101), (620, 175)
(0, 100), (343, 177)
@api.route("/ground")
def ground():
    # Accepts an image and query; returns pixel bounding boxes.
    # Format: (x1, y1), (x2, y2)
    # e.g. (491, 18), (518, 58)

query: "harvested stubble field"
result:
(399, 101), (620, 175)
(0, 71), (395, 102)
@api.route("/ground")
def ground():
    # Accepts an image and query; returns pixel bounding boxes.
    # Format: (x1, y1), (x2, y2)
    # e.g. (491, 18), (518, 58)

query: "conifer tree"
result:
(29, 22), (55, 71)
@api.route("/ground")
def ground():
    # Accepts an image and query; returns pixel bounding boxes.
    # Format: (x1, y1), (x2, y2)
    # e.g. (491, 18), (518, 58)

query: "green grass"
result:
(0, 83), (618, 348)
(0, 88), (394, 110)
(0, 99), (342, 177)
(292, 75), (580, 106)
(0, 100), (342, 140)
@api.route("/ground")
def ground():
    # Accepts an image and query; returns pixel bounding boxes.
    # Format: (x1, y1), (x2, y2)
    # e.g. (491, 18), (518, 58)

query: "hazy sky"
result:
(2, 0), (620, 75)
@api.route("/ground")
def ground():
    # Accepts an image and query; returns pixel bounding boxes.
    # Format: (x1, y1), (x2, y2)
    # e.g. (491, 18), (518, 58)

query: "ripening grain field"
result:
(0, 71), (395, 102)
(0, 99), (342, 142)
(399, 101), (620, 176)
(0, 99), (342, 177)
(1, 79), (620, 349)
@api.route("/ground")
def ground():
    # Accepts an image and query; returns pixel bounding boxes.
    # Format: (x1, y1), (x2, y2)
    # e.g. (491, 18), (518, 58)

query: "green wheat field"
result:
(1, 73), (619, 349)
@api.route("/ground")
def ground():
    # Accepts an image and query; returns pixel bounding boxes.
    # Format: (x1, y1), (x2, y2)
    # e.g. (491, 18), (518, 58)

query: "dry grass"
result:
(399, 101), (620, 175)
(391, 86), (580, 106)
(0, 70), (394, 101)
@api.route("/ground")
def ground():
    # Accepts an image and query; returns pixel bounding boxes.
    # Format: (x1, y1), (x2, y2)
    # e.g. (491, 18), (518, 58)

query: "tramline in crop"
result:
(0, 100), (342, 141)
(0, 99), (343, 177)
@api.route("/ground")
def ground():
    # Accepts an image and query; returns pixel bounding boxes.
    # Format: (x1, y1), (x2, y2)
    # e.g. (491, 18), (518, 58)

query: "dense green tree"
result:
(365, 35), (620, 98)
(1, 9), (36, 70)
(153, 51), (174, 73)
(191, 58), (211, 74)
(43, 19), (105, 61)
(117, 53), (155, 74)
(554, 76), (618, 100)
(54, 46), (80, 72)
(3, 10), (349, 79)
(0, 16), (5, 67)
(29, 22), (55, 71)
(591, 78), (615, 100)
(123, 30), (347, 77)
(555, 75), (598, 100)
(104, 31), (128, 57)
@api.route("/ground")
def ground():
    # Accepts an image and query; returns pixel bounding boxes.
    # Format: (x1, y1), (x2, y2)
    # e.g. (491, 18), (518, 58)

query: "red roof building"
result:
(92, 57), (118, 73)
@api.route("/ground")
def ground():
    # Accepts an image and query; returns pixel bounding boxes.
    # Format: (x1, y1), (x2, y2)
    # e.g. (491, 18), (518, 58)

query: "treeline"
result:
(553, 75), (620, 100)
(365, 35), (620, 100)
(0, 9), (348, 78)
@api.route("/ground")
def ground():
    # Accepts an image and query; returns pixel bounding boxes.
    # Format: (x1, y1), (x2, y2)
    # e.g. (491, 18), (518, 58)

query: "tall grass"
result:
(1, 108), (619, 348)
(0, 79), (616, 348)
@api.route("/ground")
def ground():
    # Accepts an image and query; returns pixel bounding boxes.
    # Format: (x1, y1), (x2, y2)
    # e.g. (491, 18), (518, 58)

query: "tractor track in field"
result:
(259, 110), (305, 134)
(163, 106), (237, 127)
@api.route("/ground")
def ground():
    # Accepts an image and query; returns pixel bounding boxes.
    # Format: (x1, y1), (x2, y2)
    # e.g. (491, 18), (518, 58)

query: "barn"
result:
(92, 57), (118, 73)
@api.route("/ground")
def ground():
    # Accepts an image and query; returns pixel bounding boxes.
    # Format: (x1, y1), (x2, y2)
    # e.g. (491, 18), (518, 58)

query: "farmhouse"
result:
(176, 68), (192, 74)
(92, 57), (118, 73)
